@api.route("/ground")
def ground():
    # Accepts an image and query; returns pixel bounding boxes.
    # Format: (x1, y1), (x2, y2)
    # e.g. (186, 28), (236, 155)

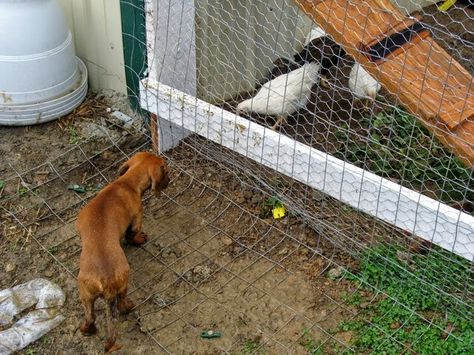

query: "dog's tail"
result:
(104, 297), (121, 353)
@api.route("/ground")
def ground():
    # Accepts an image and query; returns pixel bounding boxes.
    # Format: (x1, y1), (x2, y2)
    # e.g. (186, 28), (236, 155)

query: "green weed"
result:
(68, 126), (81, 145)
(40, 336), (52, 345)
(18, 186), (29, 197)
(299, 328), (325, 354)
(242, 338), (264, 354)
(259, 195), (284, 218)
(48, 245), (59, 254)
(337, 244), (474, 354)
(341, 291), (362, 307)
(334, 107), (473, 213)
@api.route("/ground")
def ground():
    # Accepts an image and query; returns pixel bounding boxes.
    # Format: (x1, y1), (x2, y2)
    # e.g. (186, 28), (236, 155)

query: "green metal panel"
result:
(120, 0), (147, 112)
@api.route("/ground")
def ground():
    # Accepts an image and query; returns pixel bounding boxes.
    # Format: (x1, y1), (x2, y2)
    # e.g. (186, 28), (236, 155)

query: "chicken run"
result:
(225, 2), (474, 215)
(1, 0), (474, 354)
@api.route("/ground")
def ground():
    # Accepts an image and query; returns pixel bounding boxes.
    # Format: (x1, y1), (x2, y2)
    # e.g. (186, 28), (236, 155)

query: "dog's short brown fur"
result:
(76, 152), (170, 352)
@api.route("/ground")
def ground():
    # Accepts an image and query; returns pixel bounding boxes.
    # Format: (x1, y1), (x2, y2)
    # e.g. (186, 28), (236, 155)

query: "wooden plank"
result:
(150, 113), (159, 154)
(144, 0), (194, 152)
(439, 95), (474, 130)
(294, 0), (474, 166)
(140, 80), (474, 261)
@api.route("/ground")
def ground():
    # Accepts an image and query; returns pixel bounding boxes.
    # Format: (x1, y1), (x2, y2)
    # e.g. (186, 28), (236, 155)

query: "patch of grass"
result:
(17, 185), (39, 198)
(40, 335), (52, 345)
(338, 244), (474, 354)
(341, 291), (362, 307)
(242, 338), (264, 354)
(18, 186), (29, 197)
(48, 245), (59, 254)
(334, 107), (473, 212)
(68, 126), (81, 145)
(299, 328), (325, 355)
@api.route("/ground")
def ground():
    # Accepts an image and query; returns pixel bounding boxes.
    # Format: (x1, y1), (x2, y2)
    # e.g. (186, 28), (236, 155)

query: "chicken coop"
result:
(1, 0), (473, 353)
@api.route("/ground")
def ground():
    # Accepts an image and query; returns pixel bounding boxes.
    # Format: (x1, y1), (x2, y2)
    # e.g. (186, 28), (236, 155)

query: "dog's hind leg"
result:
(78, 286), (97, 335)
(104, 297), (121, 353)
(125, 207), (148, 246)
(117, 285), (134, 315)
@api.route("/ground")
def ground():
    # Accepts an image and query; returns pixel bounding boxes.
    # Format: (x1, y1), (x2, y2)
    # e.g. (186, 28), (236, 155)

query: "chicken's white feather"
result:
(348, 63), (381, 100)
(237, 62), (321, 118)
(304, 26), (327, 47)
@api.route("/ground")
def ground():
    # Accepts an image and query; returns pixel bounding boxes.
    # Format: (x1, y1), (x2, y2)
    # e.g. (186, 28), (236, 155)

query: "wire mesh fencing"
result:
(0, 0), (473, 353)
(136, 0), (474, 352)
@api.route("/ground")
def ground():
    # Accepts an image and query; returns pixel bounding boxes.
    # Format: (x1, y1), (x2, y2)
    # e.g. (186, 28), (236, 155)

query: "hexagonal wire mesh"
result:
(1, 0), (472, 353)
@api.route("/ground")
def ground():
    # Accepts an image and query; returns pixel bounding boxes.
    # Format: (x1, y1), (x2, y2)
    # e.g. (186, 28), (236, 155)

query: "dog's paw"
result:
(105, 341), (122, 353)
(129, 232), (148, 246)
(118, 298), (135, 314)
(80, 321), (97, 335)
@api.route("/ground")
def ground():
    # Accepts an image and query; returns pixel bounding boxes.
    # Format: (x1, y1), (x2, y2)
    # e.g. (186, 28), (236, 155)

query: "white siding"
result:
(58, 0), (127, 93)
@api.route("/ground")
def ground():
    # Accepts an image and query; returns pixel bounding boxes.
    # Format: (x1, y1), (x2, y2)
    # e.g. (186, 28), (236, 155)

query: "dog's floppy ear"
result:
(151, 164), (170, 196)
(118, 161), (130, 176)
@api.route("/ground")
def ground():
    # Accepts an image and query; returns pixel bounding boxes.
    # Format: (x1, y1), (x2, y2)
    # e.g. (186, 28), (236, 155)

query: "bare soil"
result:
(422, 3), (474, 74)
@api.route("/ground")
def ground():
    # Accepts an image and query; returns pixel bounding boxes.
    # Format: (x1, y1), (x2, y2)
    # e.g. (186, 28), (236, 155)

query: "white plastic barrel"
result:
(0, 0), (88, 126)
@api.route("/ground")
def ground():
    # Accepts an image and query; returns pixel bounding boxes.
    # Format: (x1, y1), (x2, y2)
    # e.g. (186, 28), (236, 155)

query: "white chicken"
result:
(237, 61), (321, 130)
(348, 62), (381, 109)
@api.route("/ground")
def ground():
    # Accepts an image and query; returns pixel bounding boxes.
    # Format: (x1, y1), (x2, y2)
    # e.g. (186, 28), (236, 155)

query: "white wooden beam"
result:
(140, 80), (474, 261)
(144, 0), (195, 152)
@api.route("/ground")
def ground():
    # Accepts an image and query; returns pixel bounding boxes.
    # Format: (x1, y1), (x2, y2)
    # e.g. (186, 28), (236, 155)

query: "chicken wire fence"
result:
(0, 0), (473, 354)
(130, 0), (474, 352)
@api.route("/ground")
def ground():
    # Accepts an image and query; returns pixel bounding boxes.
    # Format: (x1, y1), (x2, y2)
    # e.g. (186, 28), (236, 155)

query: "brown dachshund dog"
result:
(76, 152), (170, 352)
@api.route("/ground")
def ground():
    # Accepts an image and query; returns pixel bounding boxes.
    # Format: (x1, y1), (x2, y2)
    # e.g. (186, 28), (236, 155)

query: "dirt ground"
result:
(0, 93), (390, 354)
(423, 3), (474, 74)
